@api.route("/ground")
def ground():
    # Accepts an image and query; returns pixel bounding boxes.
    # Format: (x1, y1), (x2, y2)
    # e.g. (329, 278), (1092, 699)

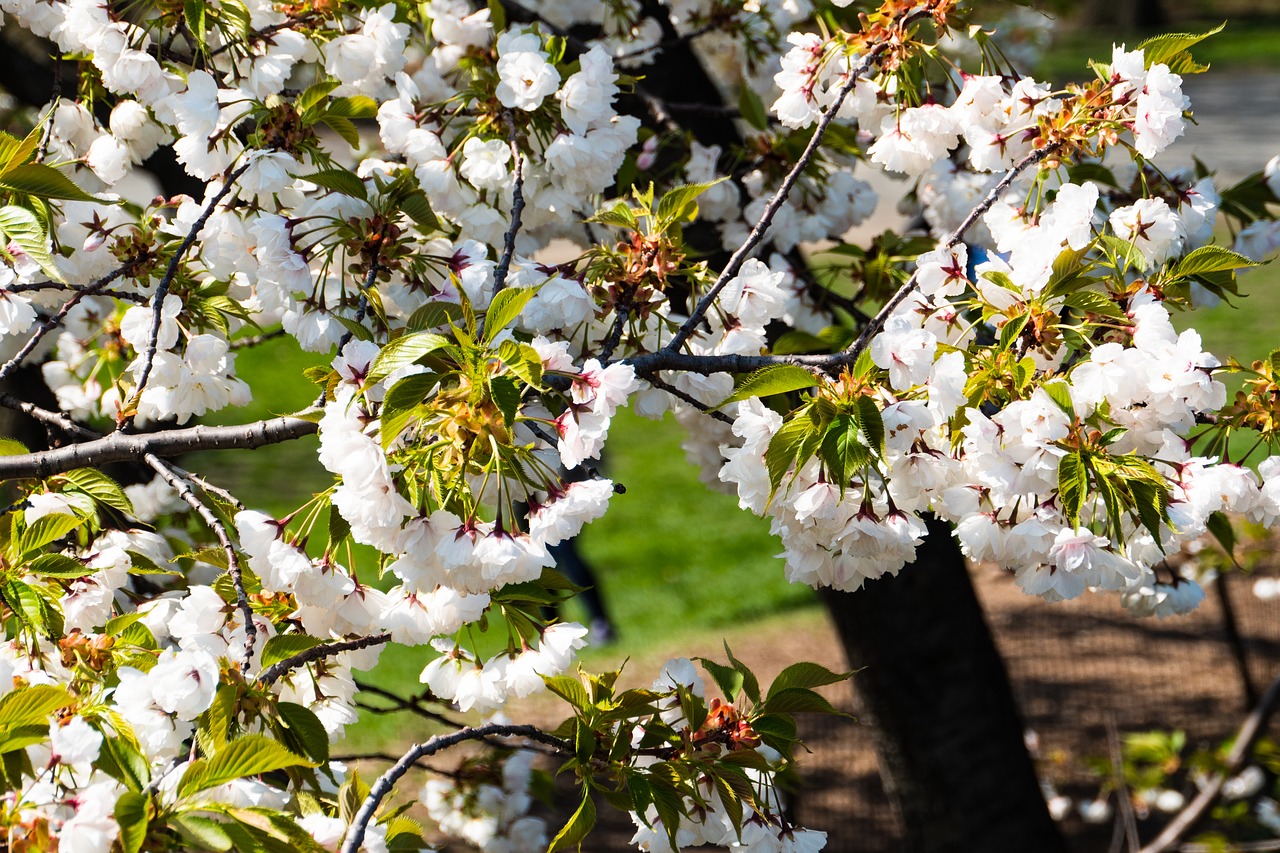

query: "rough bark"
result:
(820, 517), (1068, 853)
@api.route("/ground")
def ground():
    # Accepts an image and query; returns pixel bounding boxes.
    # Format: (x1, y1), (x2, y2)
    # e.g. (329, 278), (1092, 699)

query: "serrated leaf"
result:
(719, 365), (818, 408)
(320, 115), (361, 148)
(767, 662), (851, 702)
(275, 702), (329, 765)
(695, 658), (745, 703)
(1173, 244), (1259, 278)
(58, 468), (134, 516)
(760, 686), (842, 716)
(722, 642), (761, 705)
(295, 81), (340, 118)
(586, 201), (637, 230)
(819, 412), (865, 486)
(399, 191), (439, 231)
(0, 163), (103, 202)
(764, 415), (817, 496)
(854, 396), (884, 456)
(0, 204), (64, 282)
(25, 553), (88, 578)
(178, 735), (315, 799)
(998, 313), (1030, 352)
(482, 287), (535, 342)
(655, 180), (726, 229)
(738, 85), (769, 131)
(114, 790), (150, 853)
(1040, 380), (1076, 419)
(367, 333), (449, 382)
(1064, 289), (1126, 319)
(184, 0), (207, 47)
(171, 813), (234, 852)
(488, 374), (522, 428)
(407, 301), (464, 331)
(548, 787), (596, 852)
(259, 634), (323, 669)
(98, 736), (150, 792)
(544, 675), (590, 710)
(21, 512), (83, 555)
(0, 437), (29, 456)
(497, 340), (544, 387)
(1136, 22), (1225, 70)
(326, 96), (378, 120)
(0, 684), (73, 727)
(296, 168), (367, 201)
(1057, 451), (1088, 528)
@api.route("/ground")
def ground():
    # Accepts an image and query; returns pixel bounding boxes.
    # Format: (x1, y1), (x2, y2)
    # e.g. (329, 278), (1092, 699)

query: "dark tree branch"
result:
(144, 454), (258, 669)
(0, 416), (318, 480)
(0, 394), (97, 440)
(643, 375), (734, 424)
(257, 634), (392, 687)
(129, 160), (252, 417)
(340, 723), (572, 853)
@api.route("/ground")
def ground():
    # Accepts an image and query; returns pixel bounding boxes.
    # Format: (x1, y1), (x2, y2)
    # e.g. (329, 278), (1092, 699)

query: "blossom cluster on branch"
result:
(0, 0), (1278, 850)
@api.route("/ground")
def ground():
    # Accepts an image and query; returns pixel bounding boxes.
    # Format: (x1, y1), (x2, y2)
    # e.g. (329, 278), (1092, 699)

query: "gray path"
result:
(1166, 71), (1280, 182)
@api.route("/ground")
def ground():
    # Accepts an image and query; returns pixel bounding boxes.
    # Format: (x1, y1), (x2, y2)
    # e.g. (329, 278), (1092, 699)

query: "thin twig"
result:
(229, 328), (287, 350)
(257, 634), (392, 687)
(599, 304), (633, 363)
(0, 416), (318, 480)
(1137, 670), (1280, 853)
(129, 161), (252, 419)
(664, 44), (888, 353)
(340, 724), (571, 853)
(0, 266), (128, 385)
(643, 375), (734, 424)
(838, 143), (1060, 365)
(6, 282), (149, 304)
(0, 393), (97, 440)
(615, 19), (722, 61)
(1107, 714), (1141, 853)
(143, 454), (258, 670)
(489, 128), (526, 298)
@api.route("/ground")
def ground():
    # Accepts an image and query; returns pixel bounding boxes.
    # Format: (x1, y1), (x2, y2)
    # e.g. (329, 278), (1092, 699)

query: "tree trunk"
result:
(820, 517), (1068, 853)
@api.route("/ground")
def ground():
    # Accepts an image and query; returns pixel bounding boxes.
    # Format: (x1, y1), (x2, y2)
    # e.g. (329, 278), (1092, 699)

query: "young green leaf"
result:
(718, 364), (819, 408)
(177, 735), (316, 799)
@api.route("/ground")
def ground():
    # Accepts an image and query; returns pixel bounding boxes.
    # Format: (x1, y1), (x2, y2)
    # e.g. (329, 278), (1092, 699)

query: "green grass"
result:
(1036, 18), (1280, 82)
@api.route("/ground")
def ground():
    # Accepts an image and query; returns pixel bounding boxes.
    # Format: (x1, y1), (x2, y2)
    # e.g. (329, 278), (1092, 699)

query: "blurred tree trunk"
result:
(820, 518), (1068, 853)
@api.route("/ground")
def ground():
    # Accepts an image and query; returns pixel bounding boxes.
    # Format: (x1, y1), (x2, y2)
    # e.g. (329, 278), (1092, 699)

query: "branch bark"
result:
(0, 416), (318, 480)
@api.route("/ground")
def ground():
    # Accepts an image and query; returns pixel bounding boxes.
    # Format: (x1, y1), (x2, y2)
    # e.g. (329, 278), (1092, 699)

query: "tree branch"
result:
(257, 634), (392, 688)
(838, 143), (1060, 366)
(144, 454), (258, 670)
(642, 375), (734, 424)
(663, 38), (897, 353)
(1137, 670), (1280, 853)
(128, 161), (252, 418)
(0, 393), (97, 440)
(340, 723), (571, 853)
(0, 416), (318, 480)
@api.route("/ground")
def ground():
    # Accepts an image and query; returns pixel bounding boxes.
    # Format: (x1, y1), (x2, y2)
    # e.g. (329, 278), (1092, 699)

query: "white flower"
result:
(496, 50), (560, 111)
(459, 137), (512, 192)
(50, 714), (103, 766)
(147, 648), (220, 720)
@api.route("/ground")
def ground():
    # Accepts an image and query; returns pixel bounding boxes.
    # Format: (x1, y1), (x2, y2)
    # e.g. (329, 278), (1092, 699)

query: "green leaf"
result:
(0, 437), (29, 456)
(722, 642), (761, 705)
(764, 414), (816, 496)
(26, 553), (88, 578)
(655, 180), (725, 229)
(407, 301), (464, 331)
(320, 115), (361, 148)
(488, 374), (522, 428)
(767, 662), (851, 702)
(1173, 245), (1259, 278)
(274, 702), (330, 765)
(295, 81), (340, 118)
(114, 791), (150, 853)
(586, 201), (637, 230)
(296, 168), (367, 201)
(0, 204), (64, 282)
(171, 813), (235, 852)
(482, 287), (536, 342)
(695, 658), (745, 703)
(998, 313), (1030, 352)
(1063, 289), (1126, 319)
(184, 0), (207, 48)
(738, 86), (769, 131)
(21, 512), (84, 555)
(259, 634), (323, 669)
(854, 396), (884, 456)
(58, 468), (134, 516)
(178, 735), (316, 799)
(719, 365), (818, 408)
(548, 787), (596, 852)
(1039, 380), (1076, 419)
(497, 340), (544, 388)
(399, 191), (439, 231)
(326, 96), (378, 120)
(1136, 22), (1225, 71)
(0, 123), (41, 174)
(0, 685), (74, 727)
(98, 736), (150, 792)
(760, 686), (842, 716)
(1057, 451), (1088, 528)
(367, 332), (449, 382)
(0, 163), (102, 202)
(819, 412), (866, 486)
(544, 675), (590, 710)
